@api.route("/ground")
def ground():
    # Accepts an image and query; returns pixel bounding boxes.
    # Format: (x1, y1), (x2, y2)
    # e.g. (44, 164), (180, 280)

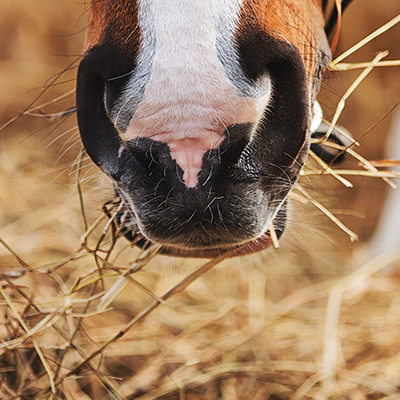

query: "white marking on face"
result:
(116, 0), (272, 187)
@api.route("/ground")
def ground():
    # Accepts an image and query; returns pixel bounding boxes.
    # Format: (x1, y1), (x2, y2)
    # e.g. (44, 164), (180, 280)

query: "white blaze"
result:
(121, 0), (271, 187)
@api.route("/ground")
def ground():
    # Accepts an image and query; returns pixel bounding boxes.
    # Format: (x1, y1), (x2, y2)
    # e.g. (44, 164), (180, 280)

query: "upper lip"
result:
(116, 196), (280, 258)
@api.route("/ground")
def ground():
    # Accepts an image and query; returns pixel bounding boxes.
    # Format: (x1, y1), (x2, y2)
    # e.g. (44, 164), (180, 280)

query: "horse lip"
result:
(117, 196), (283, 258)
(153, 232), (272, 258)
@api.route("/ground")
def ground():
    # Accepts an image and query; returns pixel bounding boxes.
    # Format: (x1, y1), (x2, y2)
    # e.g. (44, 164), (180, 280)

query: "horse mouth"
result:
(115, 203), (276, 259)
(159, 233), (273, 258)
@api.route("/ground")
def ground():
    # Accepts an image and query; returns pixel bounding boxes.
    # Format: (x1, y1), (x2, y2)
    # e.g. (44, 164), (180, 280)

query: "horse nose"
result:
(218, 123), (254, 165)
(124, 139), (153, 169)
(122, 123), (255, 188)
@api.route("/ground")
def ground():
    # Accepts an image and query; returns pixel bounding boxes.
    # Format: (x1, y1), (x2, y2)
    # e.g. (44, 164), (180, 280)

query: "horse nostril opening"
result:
(220, 136), (250, 165)
(123, 138), (186, 184)
(124, 139), (154, 168)
(219, 123), (254, 165)
(124, 138), (175, 171)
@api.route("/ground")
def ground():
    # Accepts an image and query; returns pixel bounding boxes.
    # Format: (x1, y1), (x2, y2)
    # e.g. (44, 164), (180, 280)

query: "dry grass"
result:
(0, 2), (400, 399)
(1, 196), (400, 399)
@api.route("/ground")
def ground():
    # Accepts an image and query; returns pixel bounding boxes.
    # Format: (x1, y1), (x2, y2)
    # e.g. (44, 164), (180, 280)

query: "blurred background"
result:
(0, 1), (399, 398)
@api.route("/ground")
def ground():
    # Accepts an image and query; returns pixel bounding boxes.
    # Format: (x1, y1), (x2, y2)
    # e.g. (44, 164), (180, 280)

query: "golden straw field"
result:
(0, 1), (400, 399)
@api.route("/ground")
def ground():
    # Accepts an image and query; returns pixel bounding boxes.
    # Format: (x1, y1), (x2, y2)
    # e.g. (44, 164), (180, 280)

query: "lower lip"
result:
(159, 233), (272, 258)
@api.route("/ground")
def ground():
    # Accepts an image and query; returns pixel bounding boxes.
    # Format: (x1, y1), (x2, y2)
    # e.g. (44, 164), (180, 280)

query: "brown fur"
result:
(239, 0), (328, 91)
(85, 0), (141, 53)
(86, 0), (328, 96)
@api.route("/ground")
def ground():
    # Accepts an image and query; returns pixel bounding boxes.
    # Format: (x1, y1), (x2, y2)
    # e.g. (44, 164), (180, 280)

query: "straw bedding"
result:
(0, 1), (399, 399)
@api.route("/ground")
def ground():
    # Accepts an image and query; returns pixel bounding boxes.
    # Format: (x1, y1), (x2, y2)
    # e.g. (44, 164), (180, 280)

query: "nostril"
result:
(123, 138), (187, 185)
(121, 124), (256, 188)
(124, 138), (160, 169)
(219, 123), (253, 165)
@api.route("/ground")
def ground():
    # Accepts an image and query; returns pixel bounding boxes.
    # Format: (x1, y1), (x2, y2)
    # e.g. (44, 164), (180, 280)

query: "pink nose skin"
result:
(167, 136), (223, 187)
(120, 94), (269, 188)
(122, 117), (227, 188)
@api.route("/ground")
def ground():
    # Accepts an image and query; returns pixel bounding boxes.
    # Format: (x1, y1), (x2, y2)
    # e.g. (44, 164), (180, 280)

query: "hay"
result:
(1, 4), (400, 400)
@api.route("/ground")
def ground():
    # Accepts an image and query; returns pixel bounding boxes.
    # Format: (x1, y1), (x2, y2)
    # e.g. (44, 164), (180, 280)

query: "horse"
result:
(76, 0), (353, 257)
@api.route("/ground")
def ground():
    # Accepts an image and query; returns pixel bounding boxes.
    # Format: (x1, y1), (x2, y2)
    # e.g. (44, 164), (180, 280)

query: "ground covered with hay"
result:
(0, 1), (400, 399)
